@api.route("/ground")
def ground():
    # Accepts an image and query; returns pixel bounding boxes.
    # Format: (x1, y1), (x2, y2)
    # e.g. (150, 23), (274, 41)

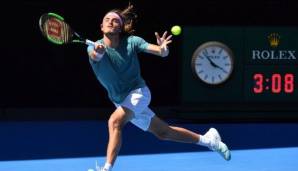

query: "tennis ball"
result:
(171, 25), (182, 36)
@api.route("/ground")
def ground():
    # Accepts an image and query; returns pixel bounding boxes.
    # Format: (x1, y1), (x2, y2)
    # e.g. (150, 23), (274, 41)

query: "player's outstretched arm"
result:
(87, 42), (106, 61)
(145, 31), (172, 57)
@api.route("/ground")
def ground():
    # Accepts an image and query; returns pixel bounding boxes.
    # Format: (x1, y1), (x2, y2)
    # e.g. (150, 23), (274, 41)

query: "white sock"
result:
(103, 163), (112, 171)
(197, 135), (211, 147)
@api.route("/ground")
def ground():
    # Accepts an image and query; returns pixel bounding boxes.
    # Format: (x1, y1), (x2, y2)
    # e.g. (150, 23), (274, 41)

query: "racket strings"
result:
(42, 16), (72, 44)
(39, 13), (90, 45)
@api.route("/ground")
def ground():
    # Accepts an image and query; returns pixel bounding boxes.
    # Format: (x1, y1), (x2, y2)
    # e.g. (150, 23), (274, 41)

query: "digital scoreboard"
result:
(244, 30), (298, 102)
(244, 66), (298, 102)
(181, 27), (298, 111)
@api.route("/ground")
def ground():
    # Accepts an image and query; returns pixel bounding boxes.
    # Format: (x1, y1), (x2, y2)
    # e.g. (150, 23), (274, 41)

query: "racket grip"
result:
(85, 39), (95, 46)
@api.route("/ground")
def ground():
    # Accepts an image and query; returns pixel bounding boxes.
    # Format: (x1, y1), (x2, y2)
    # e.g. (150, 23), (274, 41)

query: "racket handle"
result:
(85, 39), (95, 46)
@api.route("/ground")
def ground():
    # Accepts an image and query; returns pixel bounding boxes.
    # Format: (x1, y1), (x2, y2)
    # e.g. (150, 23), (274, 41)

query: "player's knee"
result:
(108, 116), (123, 131)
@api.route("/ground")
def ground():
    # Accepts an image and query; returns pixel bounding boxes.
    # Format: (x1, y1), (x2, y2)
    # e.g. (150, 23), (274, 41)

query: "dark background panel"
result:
(0, 0), (298, 120)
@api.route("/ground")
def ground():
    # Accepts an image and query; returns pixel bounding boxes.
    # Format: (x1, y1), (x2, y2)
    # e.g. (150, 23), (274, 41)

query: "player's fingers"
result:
(99, 43), (106, 48)
(94, 42), (104, 49)
(91, 51), (98, 58)
(155, 32), (161, 39)
(162, 31), (167, 39)
(166, 40), (172, 45)
(94, 42), (100, 50)
(98, 44), (105, 49)
(166, 35), (172, 41)
(155, 32), (161, 45)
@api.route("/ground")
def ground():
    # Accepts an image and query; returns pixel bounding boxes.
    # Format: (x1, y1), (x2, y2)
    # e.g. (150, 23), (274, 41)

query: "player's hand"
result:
(155, 31), (172, 57)
(155, 31), (172, 48)
(90, 43), (105, 61)
(94, 42), (105, 54)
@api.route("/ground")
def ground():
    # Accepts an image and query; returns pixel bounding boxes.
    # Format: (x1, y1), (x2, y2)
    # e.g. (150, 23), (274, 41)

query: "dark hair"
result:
(108, 3), (137, 36)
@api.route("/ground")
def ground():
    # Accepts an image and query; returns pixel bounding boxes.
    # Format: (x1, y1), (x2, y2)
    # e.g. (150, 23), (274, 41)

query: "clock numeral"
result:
(204, 74), (208, 80)
(218, 48), (223, 55)
(199, 55), (204, 59)
(225, 63), (231, 66)
(218, 74), (222, 80)
(198, 70), (204, 74)
(222, 69), (228, 74)
(203, 49), (208, 56)
(223, 56), (228, 59)
(212, 76), (215, 83)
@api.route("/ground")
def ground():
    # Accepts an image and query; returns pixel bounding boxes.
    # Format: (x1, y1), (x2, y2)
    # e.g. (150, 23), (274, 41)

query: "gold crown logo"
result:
(268, 33), (280, 48)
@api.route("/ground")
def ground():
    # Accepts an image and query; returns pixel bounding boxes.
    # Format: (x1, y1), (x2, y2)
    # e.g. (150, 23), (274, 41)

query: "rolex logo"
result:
(268, 33), (280, 48)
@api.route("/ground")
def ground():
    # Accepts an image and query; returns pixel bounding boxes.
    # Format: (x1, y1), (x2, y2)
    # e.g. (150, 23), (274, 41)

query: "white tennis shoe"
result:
(98, 168), (108, 171)
(204, 128), (231, 161)
(94, 161), (110, 171)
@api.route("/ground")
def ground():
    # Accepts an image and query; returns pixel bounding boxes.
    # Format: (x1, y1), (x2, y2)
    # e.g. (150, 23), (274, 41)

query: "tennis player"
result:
(87, 4), (231, 171)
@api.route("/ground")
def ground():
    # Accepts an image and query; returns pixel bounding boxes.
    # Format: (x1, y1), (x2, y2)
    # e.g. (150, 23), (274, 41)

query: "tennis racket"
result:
(39, 12), (95, 46)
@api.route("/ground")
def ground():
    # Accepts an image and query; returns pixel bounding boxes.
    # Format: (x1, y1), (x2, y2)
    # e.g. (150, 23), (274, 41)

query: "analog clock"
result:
(191, 41), (234, 85)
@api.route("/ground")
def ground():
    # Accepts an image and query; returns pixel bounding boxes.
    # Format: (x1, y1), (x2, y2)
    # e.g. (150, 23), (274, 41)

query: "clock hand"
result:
(205, 55), (229, 73)
(205, 55), (218, 68)
(216, 65), (228, 73)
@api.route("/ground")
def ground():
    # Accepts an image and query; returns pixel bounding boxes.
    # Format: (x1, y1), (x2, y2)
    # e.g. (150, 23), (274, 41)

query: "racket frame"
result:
(39, 12), (95, 46)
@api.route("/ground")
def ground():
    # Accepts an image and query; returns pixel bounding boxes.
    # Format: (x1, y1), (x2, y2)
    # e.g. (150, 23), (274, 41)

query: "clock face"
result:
(191, 41), (234, 85)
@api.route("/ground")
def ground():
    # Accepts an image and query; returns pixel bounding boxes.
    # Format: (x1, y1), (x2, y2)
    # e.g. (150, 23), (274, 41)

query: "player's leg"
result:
(101, 106), (134, 171)
(148, 115), (200, 143)
(99, 87), (152, 171)
(147, 115), (231, 161)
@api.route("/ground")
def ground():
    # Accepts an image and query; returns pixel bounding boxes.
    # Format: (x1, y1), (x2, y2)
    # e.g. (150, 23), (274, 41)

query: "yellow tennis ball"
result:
(171, 25), (182, 36)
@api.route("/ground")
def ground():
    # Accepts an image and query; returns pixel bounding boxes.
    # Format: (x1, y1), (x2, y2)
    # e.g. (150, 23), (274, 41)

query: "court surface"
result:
(0, 121), (297, 171)
(0, 147), (297, 171)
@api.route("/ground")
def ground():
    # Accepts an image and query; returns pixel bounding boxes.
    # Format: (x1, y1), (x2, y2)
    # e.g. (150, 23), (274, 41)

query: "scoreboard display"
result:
(244, 29), (298, 102)
(181, 27), (298, 112)
(244, 66), (298, 102)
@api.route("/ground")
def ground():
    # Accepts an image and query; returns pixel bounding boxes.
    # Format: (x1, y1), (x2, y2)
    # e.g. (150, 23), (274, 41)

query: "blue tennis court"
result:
(0, 147), (297, 171)
(0, 121), (297, 171)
